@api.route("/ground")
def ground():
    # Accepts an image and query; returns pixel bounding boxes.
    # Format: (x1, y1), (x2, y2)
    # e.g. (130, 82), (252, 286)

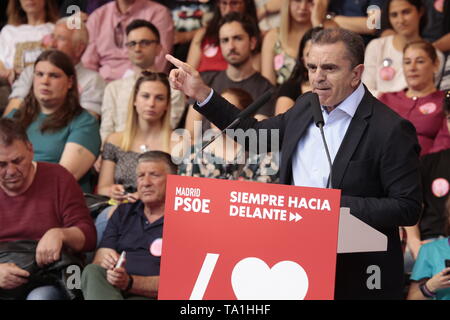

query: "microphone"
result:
(310, 92), (324, 127)
(200, 89), (274, 152)
(310, 92), (333, 189)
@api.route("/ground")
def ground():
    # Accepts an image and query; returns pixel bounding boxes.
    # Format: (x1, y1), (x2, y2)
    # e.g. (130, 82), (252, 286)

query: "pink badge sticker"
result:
(274, 54), (284, 71)
(431, 178), (449, 198)
(379, 66), (395, 81)
(204, 44), (219, 58)
(419, 102), (437, 115)
(150, 238), (163, 257)
(434, 0), (444, 12)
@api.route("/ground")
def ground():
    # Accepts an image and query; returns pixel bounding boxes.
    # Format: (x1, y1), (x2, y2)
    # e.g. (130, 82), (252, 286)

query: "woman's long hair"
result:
(120, 72), (172, 153)
(286, 26), (323, 85)
(14, 50), (82, 133)
(279, 0), (312, 50)
(7, 0), (58, 25)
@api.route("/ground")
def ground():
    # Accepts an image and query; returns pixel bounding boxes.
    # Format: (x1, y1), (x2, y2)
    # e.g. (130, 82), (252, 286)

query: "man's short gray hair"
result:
(138, 151), (178, 174)
(0, 118), (30, 147)
(56, 16), (89, 48)
(311, 28), (365, 68)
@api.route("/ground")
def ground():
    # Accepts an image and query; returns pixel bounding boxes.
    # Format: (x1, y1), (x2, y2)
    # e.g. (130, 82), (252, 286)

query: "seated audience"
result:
(81, 0), (174, 81)
(4, 17), (105, 118)
(0, 118), (96, 300)
(0, 0), (58, 113)
(379, 41), (450, 156)
(179, 87), (279, 183)
(98, 72), (174, 203)
(185, 12), (273, 139)
(167, 0), (213, 63)
(407, 197), (450, 300)
(403, 91), (450, 274)
(362, 0), (444, 97)
(81, 151), (177, 300)
(100, 19), (185, 142)
(274, 26), (322, 115)
(186, 0), (260, 73)
(6, 50), (101, 193)
(95, 72), (177, 244)
(0, 0), (58, 83)
(261, 0), (313, 86)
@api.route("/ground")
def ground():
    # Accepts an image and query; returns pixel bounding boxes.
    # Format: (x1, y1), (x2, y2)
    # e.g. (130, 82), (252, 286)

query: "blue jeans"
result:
(95, 207), (111, 247)
(26, 286), (66, 300)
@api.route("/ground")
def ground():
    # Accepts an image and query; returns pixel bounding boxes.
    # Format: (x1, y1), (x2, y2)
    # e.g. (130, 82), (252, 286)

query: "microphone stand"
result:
(317, 122), (333, 189)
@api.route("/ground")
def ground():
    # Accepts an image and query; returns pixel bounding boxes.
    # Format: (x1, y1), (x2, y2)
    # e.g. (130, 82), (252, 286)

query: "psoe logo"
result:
(174, 187), (211, 214)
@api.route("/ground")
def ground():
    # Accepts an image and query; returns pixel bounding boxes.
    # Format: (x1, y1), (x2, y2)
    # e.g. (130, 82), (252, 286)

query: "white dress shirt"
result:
(292, 83), (365, 188)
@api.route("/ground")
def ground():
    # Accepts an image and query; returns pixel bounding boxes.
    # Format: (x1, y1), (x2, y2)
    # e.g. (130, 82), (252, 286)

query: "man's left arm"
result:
(36, 227), (86, 267)
(341, 119), (422, 229)
(106, 267), (159, 298)
(37, 167), (97, 263)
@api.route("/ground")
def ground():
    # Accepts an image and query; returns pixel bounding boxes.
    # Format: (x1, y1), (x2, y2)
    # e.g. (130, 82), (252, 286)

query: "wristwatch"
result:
(125, 274), (134, 292)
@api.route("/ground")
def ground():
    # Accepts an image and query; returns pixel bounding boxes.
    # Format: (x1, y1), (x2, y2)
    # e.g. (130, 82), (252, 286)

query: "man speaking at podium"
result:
(166, 28), (422, 300)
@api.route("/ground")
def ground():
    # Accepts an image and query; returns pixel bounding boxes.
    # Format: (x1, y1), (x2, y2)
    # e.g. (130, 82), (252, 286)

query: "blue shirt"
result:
(100, 201), (163, 277)
(292, 83), (365, 188)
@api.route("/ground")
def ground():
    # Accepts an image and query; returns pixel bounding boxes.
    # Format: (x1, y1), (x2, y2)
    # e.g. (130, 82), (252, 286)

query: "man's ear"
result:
(26, 141), (34, 153)
(250, 36), (257, 52)
(351, 64), (365, 87)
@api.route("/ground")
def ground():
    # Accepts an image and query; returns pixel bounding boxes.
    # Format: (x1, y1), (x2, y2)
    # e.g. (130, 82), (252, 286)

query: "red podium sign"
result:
(159, 176), (341, 300)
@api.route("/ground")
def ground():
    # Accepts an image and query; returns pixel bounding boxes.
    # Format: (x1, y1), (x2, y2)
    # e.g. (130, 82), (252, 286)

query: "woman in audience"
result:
(8, 49), (100, 193)
(402, 91), (450, 276)
(94, 72), (174, 245)
(261, 0), (313, 86)
(274, 26), (322, 115)
(186, 0), (260, 73)
(178, 87), (279, 183)
(407, 195), (450, 300)
(0, 0), (58, 83)
(379, 41), (450, 156)
(97, 72), (173, 203)
(363, 0), (444, 98)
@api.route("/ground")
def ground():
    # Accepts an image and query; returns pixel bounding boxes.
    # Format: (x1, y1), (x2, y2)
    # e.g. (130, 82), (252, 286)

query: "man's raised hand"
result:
(165, 54), (212, 103)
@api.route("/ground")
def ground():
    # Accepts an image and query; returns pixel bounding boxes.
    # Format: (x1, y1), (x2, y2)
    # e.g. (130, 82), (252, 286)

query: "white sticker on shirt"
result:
(203, 44), (218, 58)
(419, 102), (437, 115)
(431, 178), (449, 198)
(150, 238), (163, 257)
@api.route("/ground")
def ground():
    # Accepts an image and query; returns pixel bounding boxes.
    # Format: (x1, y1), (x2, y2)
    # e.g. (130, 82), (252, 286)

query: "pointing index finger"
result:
(165, 54), (194, 75)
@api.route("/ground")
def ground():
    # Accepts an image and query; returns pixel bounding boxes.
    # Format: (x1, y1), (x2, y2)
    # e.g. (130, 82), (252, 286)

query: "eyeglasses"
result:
(125, 39), (159, 49)
(219, 0), (243, 8)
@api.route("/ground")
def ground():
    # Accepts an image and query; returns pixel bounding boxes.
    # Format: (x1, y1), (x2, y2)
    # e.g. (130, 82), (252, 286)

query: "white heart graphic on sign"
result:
(231, 257), (309, 300)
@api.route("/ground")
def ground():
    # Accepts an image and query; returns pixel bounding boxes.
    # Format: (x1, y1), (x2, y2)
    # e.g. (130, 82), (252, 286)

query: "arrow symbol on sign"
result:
(289, 212), (302, 222)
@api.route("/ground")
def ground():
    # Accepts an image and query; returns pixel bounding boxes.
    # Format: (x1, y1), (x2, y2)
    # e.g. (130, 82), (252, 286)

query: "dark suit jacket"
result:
(194, 87), (422, 299)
